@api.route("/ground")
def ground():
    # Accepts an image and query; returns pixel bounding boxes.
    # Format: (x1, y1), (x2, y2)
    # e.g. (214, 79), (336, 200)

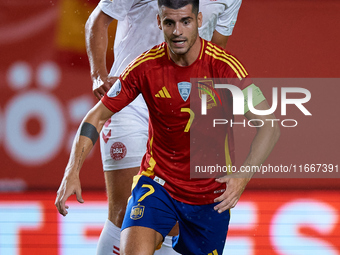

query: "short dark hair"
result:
(158, 0), (199, 16)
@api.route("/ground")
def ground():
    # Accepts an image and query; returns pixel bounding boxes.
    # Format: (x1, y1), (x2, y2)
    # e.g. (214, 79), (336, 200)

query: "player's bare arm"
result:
(85, 6), (118, 99)
(55, 102), (114, 216)
(211, 30), (229, 49)
(211, 0), (242, 49)
(214, 99), (280, 213)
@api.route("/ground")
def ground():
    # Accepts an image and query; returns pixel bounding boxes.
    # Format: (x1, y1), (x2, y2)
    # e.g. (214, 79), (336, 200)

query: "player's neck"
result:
(169, 36), (201, 67)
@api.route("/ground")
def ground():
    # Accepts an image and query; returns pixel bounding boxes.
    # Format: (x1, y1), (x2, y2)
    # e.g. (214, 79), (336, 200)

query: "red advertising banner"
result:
(0, 0), (104, 190)
(0, 0), (339, 191)
(0, 191), (339, 254)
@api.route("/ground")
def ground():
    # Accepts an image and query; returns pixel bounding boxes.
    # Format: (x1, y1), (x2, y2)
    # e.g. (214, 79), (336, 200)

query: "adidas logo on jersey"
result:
(155, 86), (171, 98)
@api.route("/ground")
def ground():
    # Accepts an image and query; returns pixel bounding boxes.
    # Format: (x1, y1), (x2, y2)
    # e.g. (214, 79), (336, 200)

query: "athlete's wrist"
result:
(90, 68), (109, 81)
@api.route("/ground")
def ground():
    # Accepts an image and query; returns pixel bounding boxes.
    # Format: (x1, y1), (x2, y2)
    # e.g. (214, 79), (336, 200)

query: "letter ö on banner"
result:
(4, 91), (65, 165)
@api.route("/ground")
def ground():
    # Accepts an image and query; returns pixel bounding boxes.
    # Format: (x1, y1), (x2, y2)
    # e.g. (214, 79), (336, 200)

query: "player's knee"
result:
(120, 243), (155, 255)
(108, 207), (126, 227)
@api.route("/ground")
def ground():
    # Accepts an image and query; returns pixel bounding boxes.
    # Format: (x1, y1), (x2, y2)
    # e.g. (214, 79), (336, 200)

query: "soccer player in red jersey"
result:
(84, 1), (241, 253)
(56, 0), (280, 254)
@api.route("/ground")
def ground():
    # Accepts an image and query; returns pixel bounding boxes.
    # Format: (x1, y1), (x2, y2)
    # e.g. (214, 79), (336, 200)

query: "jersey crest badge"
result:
(107, 79), (121, 97)
(197, 80), (221, 109)
(130, 203), (145, 220)
(178, 82), (191, 101)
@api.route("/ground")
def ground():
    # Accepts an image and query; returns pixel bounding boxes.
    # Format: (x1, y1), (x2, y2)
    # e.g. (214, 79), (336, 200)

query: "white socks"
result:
(96, 220), (180, 255)
(96, 219), (121, 255)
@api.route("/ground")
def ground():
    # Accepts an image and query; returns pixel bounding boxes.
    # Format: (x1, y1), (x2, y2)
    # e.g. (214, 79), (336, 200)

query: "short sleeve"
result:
(215, 0), (242, 36)
(101, 76), (140, 113)
(99, 0), (138, 21)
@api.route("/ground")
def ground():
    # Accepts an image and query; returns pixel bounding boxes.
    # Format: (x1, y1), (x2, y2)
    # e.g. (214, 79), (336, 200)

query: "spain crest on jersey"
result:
(130, 203), (145, 220)
(197, 80), (221, 109)
(178, 82), (191, 101)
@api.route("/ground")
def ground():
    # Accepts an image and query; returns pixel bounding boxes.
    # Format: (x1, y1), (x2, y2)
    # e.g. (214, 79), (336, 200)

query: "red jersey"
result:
(102, 38), (250, 205)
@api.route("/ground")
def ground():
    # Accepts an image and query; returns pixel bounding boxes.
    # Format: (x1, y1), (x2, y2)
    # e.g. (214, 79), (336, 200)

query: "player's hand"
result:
(55, 173), (84, 216)
(213, 172), (251, 213)
(92, 76), (119, 100)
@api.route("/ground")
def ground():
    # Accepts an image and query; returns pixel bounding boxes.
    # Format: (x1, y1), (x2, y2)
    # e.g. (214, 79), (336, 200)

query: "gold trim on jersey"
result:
(206, 42), (248, 79)
(141, 136), (156, 177)
(199, 39), (205, 60)
(207, 42), (248, 76)
(155, 86), (171, 98)
(167, 45), (171, 60)
(208, 42), (248, 76)
(131, 175), (142, 191)
(127, 174), (143, 203)
(205, 50), (242, 80)
(121, 47), (163, 77)
(224, 134), (233, 174)
(121, 47), (165, 80)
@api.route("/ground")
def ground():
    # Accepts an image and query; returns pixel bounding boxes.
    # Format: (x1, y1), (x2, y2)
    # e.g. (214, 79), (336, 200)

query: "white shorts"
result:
(100, 101), (148, 171)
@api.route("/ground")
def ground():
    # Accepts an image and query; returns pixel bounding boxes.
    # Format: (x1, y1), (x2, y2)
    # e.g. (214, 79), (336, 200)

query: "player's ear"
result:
(197, 12), (202, 28)
(157, 14), (162, 30)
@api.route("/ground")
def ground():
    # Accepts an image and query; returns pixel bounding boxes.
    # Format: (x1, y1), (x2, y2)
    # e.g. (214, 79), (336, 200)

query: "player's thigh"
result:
(104, 167), (140, 226)
(173, 202), (230, 255)
(104, 168), (140, 204)
(121, 226), (163, 255)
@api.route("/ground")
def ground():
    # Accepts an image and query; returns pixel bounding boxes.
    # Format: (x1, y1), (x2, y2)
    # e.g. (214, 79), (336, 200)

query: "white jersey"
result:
(99, 0), (241, 108)
(99, 0), (164, 78)
(99, 0), (164, 109)
(199, 0), (242, 40)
